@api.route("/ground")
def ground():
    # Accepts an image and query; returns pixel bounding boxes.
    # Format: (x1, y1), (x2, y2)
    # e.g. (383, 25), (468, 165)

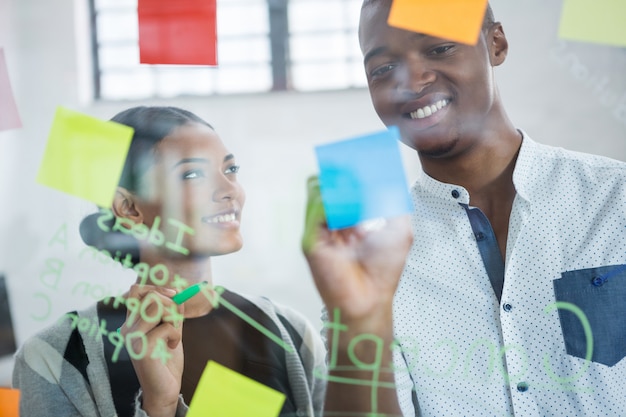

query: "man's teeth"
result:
(203, 213), (236, 223)
(410, 99), (450, 120)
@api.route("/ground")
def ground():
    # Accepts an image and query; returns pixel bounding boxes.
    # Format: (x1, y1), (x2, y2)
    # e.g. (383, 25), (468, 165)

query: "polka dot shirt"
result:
(393, 132), (626, 416)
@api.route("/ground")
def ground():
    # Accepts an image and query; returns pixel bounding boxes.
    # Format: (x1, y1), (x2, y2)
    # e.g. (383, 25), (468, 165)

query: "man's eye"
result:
(182, 169), (205, 179)
(225, 165), (240, 175)
(370, 63), (396, 78)
(430, 45), (454, 55)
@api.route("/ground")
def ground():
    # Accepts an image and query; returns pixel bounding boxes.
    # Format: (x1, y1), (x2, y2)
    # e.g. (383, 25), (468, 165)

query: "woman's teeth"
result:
(203, 213), (236, 223)
(409, 99), (450, 120)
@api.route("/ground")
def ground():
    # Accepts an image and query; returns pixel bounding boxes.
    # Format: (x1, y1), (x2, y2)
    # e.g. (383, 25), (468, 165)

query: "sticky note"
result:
(0, 48), (22, 132)
(0, 388), (20, 417)
(559, 0), (626, 47)
(36, 107), (133, 207)
(315, 126), (412, 230)
(388, 0), (489, 45)
(138, 0), (217, 65)
(187, 361), (285, 417)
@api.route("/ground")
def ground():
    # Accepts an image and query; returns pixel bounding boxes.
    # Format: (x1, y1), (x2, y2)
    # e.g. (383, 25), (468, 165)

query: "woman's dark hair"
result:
(80, 106), (213, 265)
(114, 106), (213, 193)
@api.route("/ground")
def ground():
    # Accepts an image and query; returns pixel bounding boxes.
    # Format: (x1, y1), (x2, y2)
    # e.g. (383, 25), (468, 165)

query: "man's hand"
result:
(301, 176), (413, 416)
(302, 176), (413, 322)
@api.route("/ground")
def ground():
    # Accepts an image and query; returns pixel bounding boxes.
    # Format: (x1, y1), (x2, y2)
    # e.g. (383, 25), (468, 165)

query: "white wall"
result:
(1, 0), (624, 386)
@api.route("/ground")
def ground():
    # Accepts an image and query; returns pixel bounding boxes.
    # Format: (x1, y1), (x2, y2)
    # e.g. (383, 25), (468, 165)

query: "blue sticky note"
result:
(315, 126), (412, 230)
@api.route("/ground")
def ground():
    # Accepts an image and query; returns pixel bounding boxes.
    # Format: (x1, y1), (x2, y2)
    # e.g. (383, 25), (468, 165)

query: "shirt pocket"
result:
(553, 264), (626, 367)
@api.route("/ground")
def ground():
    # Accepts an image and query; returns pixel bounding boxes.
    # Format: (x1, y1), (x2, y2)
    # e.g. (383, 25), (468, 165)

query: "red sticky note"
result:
(0, 48), (22, 132)
(388, 0), (489, 45)
(0, 388), (20, 417)
(138, 0), (217, 65)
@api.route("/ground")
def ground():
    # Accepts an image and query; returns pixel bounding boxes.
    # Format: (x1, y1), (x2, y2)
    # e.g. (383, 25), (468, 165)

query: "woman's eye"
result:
(430, 45), (454, 55)
(182, 169), (205, 179)
(370, 63), (396, 78)
(225, 165), (240, 175)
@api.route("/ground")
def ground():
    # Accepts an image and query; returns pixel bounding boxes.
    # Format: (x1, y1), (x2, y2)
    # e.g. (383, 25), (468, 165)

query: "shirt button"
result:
(591, 276), (604, 287)
(451, 189), (460, 198)
(517, 382), (529, 392)
(503, 303), (513, 312)
(475, 232), (486, 241)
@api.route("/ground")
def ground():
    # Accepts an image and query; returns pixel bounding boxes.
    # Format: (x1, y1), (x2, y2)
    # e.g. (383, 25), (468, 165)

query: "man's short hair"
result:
(483, 3), (495, 29)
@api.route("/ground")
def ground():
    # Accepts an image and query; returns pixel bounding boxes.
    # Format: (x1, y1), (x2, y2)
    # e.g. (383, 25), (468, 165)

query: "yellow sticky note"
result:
(0, 388), (20, 417)
(559, 0), (626, 47)
(36, 107), (133, 207)
(388, 0), (489, 45)
(187, 361), (286, 417)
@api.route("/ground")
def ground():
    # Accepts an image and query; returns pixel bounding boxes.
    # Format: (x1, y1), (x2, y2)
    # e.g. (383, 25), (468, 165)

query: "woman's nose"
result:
(212, 174), (237, 201)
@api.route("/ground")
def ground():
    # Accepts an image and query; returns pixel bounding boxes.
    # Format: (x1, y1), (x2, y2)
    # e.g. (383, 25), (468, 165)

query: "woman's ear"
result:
(112, 187), (144, 225)
(488, 22), (508, 67)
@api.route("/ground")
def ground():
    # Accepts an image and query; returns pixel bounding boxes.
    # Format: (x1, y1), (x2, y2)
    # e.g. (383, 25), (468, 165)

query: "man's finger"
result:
(302, 175), (327, 254)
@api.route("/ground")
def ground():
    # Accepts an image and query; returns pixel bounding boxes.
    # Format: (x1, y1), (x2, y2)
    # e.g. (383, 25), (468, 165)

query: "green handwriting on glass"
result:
(96, 208), (194, 256)
(64, 312), (172, 364)
(319, 304), (595, 395)
(86, 284), (296, 364)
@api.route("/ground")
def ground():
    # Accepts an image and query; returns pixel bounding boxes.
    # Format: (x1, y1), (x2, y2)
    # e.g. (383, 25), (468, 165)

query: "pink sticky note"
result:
(138, 0), (217, 65)
(0, 48), (22, 132)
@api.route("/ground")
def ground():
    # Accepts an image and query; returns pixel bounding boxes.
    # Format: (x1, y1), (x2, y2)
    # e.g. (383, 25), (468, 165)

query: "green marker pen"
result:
(172, 281), (208, 305)
(117, 281), (208, 333)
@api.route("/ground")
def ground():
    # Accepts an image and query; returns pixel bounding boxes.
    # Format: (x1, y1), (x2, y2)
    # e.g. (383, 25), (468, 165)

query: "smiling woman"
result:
(12, 106), (326, 417)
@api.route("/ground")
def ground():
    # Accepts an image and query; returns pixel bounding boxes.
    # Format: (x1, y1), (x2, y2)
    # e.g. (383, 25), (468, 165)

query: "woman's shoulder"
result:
(13, 304), (102, 388)
(225, 289), (311, 330)
(18, 304), (99, 355)
(224, 289), (325, 356)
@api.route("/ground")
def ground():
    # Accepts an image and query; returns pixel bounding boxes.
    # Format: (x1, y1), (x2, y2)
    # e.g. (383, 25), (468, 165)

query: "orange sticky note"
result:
(36, 107), (133, 207)
(187, 361), (285, 417)
(559, 0), (626, 47)
(0, 388), (20, 417)
(388, 0), (489, 45)
(138, 0), (217, 65)
(0, 48), (22, 132)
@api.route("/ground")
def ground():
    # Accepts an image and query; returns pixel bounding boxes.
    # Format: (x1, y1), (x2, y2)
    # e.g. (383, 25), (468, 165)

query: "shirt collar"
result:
(511, 130), (538, 203)
(413, 130), (538, 204)
(414, 168), (471, 204)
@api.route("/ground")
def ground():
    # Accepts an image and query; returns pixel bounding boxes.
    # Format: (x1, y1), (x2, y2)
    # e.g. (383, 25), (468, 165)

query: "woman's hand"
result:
(302, 176), (413, 322)
(120, 284), (184, 417)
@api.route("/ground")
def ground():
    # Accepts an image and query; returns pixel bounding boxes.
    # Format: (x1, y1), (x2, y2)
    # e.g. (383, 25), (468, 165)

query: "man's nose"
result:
(397, 54), (436, 95)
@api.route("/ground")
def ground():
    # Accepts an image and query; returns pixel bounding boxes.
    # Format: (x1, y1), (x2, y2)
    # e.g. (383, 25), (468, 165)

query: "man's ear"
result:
(112, 187), (144, 226)
(488, 22), (508, 67)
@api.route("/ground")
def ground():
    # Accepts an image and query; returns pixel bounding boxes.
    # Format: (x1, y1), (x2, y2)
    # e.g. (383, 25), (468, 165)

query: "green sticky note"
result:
(559, 0), (626, 47)
(36, 107), (133, 207)
(188, 361), (286, 417)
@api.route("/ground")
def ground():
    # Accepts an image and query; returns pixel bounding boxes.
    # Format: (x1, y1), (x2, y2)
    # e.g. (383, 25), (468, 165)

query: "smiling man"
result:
(303, 1), (626, 416)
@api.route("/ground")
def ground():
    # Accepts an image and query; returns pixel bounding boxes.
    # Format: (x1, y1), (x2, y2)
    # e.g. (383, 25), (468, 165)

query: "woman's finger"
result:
(144, 321), (183, 350)
(121, 286), (179, 335)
